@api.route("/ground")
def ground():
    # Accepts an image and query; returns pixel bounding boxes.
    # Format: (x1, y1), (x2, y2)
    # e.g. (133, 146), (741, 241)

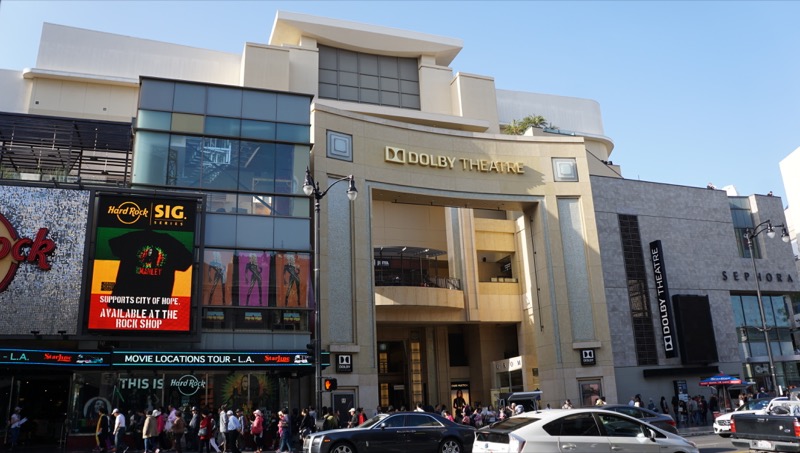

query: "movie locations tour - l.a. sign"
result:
(87, 194), (198, 333)
(384, 146), (525, 175)
(0, 212), (56, 292)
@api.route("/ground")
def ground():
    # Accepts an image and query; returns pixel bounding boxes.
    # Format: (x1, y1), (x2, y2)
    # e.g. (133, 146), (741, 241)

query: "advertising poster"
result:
(203, 249), (234, 306)
(275, 252), (309, 307)
(237, 251), (271, 306)
(88, 194), (197, 332)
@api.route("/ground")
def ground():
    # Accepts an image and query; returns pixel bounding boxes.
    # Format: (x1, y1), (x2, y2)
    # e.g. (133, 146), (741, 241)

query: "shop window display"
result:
(69, 372), (278, 435)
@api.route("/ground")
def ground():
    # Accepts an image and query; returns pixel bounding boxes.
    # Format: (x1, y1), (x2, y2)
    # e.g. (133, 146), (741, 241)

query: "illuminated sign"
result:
(385, 146), (525, 174)
(0, 348), (109, 366)
(110, 351), (330, 368)
(87, 194), (198, 332)
(0, 212), (56, 292)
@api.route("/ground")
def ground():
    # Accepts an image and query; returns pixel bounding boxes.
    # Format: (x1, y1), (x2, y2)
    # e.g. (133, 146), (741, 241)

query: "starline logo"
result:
(0, 212), (56, 292)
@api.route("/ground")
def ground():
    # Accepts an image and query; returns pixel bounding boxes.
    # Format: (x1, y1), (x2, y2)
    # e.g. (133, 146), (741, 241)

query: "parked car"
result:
(601, 404), (678, 434)
(303, 411), (475, 453)
(713, 397), (777, 437)
(473, 408), (699, 453)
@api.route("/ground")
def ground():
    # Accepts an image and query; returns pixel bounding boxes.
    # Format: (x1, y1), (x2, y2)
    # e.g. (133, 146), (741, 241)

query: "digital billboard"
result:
(87, 194), (199, 332)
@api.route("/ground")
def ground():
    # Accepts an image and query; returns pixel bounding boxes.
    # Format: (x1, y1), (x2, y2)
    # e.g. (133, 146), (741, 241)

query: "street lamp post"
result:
(303, 167), (357, 413)
(743, 219), (789, 393)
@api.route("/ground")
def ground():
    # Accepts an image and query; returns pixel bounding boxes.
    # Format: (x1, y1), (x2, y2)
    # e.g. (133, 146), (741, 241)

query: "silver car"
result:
(473, 408), (699, 453)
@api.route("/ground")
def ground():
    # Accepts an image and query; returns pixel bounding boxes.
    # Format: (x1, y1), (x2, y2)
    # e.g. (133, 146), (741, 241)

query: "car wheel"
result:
(330, 442), (356, 453)
(439, 438), (462, 453)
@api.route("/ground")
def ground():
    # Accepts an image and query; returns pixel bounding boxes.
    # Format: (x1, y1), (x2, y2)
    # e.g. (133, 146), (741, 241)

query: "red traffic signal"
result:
(323, 378), (338, 391)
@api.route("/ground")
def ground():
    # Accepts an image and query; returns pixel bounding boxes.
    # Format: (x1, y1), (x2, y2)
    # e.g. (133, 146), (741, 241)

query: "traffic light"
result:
(323, 378), (338, 391)
(306, 342), (316, 364)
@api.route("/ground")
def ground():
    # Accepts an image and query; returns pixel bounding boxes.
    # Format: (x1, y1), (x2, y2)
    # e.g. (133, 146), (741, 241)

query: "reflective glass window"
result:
(137, 110), (171, 131)
(173, 83), (206, 114)
(200, 138), (239, 191)
(207, 192), (239, 214)
(274, 144), (309, 195)
(242, 91), (277, 121)
(276, 94), (310, 124)
(205, 116), (241, 137)
(208, 86), (242, 117)
(276, 123), (310, 143)
(241, 120), (276, 141)
(139, 79), (174, 111)
(171, 113), (204, 134)
(132, 131), (170, 185)
(239, 141), (276, 194)
(274, 218), (311, 250)
(169, 135), (201, 188)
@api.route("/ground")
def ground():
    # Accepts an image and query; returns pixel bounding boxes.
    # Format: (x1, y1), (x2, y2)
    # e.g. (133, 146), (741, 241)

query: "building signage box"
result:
(87, 193), (199, 332)
(650, 240), (677, 359)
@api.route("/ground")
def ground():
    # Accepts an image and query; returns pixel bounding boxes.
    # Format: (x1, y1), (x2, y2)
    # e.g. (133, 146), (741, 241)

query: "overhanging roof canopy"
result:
(0, 112), (132, 183)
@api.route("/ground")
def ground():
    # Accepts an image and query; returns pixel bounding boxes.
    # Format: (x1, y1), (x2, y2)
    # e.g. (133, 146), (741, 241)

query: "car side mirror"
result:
(647, 428), (657, 442)
(379, 422), (386, 430)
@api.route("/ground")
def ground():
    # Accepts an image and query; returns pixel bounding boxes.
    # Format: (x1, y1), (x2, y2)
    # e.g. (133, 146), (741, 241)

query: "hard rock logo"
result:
(0, 212), (56, 292)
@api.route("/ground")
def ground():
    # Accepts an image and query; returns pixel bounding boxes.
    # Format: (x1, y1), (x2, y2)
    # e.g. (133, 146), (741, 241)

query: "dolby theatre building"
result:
(0, 11), (797, 448)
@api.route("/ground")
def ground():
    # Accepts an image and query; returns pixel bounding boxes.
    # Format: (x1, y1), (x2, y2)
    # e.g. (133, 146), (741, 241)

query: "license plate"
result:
(751, 440), (774, 450)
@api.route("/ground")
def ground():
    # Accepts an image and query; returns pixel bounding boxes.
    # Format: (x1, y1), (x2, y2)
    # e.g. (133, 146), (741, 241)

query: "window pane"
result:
(382, 91), (400, 106)
(139, 79), (174, 111)
(274, 218), (310, 250)
(319, 69), (337, 85)
(360, 74), (379, 90)
(361, 89), (379, 105)
(381, 78), (399, 92)
(205, 116), (241, 137)
(276, 124), (310, 143)
(208, 86), (242, 117)
(171, 135), (201, 188)
(400, 79), (420, 95)
(401, 94), (420, 109)
(339, 50), (358, 72)
(379, 56), (398, 77)
(207, 192), (238, 213)
(731, 295), (745, 327)
(137, 110), (172, 131)
(132, 131), (170, 185)
(200, 138), (239, 191)
(399, 58), (418, 81)
(360, 54), (378, 75)
(742, 295), (762, 327)
(241, 120), (276, 141)
(172, 113), (204, 134)
(236, 215), (274, 249)
(318, 45), (337, 69)
(319, 83), (337, 99)
(340, 86), (358, 102)
(276, 94), (310, 124)
(274, 144), (309, 195)
(239, 141), (275, 194)
(340, 72), (358, 87)
(242, 90), (277, 121)
(174, 83), (206, 114)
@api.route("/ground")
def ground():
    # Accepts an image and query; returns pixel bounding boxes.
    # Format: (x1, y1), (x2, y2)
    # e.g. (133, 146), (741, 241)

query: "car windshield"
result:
(742, 399), (771, 411)
(360, 414), (389, 428)
(481, 416), (539, 431)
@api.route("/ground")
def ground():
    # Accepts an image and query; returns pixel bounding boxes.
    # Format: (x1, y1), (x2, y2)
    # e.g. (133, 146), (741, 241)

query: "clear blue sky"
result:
(1, 1), (799, 203)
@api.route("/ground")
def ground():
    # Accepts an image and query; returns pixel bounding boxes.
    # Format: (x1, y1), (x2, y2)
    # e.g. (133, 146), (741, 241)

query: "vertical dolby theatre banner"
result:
(88, 194), (198, 332)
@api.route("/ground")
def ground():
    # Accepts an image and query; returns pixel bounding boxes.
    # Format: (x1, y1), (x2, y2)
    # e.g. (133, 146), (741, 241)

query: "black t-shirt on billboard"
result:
(109, 229), (193, 299)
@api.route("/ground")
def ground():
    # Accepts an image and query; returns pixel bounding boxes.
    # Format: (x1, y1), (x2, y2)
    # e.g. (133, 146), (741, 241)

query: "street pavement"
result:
(7, 425), (716, 453)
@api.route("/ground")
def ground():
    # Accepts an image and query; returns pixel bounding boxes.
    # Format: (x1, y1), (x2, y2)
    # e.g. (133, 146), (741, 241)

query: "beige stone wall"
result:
(313, 103), (612, 411)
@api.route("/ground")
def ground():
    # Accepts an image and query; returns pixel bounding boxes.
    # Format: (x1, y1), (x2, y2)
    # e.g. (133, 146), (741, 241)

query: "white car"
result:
(713, 397), (785, 437)
(474, 408), (699, 453)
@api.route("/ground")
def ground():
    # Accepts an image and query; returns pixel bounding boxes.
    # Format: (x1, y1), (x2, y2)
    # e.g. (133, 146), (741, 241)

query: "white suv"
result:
(713, 397), (783, 437)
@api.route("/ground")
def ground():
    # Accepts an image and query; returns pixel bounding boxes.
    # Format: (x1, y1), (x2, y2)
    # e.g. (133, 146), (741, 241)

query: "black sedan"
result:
(302, 411), (475, 453)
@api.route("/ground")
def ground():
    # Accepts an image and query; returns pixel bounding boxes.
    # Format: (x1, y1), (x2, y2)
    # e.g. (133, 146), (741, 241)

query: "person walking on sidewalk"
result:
(112, 408), (128, 453)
